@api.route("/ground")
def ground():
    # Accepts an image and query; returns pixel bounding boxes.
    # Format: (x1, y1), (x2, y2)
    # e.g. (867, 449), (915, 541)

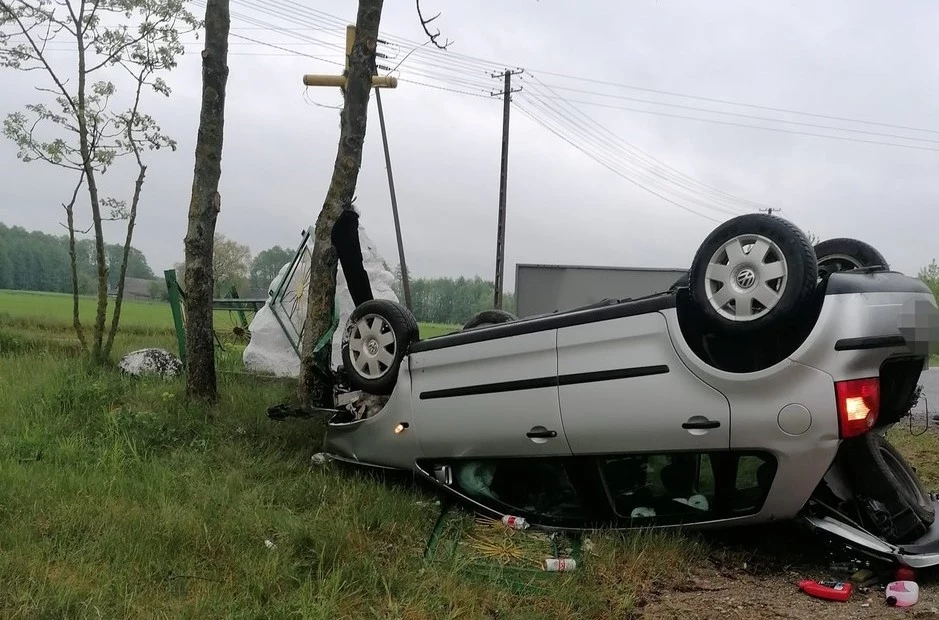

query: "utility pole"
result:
(491, 68), (523, 310)
(374, 87), (412, 311)
(303, 25), (412, 311)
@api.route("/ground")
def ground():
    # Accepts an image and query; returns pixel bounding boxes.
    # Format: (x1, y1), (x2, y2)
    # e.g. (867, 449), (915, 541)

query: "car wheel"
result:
(814, 237), (888, 277)
(340, 299), (416, 395)
(462, 309), (518, 330)
(689, 213), (818, 334)
(841, 432), (935, 537)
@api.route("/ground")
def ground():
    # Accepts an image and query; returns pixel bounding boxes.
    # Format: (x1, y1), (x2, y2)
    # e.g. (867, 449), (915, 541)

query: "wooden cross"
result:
(302, 25), (398, 89)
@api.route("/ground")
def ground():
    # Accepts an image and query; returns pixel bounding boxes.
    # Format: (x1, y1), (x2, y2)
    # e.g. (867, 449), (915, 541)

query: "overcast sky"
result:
(2, 0), (938, 290)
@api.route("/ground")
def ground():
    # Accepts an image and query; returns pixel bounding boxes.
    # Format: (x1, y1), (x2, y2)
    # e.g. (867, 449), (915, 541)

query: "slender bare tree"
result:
(183, 0), (230, 401)
(296, 0), (384, 407)
(0, 0), (197, 362)
(296, 0), (452, 407)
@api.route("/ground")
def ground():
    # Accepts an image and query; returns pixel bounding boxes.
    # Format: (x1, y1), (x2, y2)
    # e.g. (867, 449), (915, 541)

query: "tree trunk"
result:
(104, 160), (146, 358)
(64, 173), (87, 352)
(73, 19), (108, 363)
(183, 0), (230, 402)
(298, 0), (384, 407)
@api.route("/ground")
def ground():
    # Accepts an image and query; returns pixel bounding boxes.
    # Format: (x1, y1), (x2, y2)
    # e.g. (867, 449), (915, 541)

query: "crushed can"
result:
(544, 558), (577, 572)
(501, 515), (529, 530)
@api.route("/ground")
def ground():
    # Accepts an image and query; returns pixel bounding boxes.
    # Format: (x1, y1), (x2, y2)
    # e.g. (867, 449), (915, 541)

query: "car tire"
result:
(689, 213), (817, 334)
(841, 432), (935, 538)
(463, 309), (518, 330)
(814, 237), (888, 277)
(340, 299), (416, 395)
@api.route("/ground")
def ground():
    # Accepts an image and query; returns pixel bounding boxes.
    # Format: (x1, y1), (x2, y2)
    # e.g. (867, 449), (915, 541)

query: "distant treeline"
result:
(392, 272), (516, 326)
(0, 223), (155, 295)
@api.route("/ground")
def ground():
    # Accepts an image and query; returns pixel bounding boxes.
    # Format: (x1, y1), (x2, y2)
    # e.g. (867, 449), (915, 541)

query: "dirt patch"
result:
(641, 566), (939, 619)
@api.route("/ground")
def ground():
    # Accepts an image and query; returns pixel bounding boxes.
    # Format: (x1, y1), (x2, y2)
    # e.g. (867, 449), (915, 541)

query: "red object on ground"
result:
(798, 579), (853, 602)
(896, 567), (916, 581)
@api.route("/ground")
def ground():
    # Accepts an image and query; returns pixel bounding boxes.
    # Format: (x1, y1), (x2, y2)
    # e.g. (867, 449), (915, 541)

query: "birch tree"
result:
(0, 0), (197, 362)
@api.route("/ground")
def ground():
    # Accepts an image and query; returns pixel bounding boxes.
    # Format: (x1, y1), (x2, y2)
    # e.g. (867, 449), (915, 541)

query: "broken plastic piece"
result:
(311, 453), (332, 465)
(885, 581), (918, 607)
(798, 579), (853, 602)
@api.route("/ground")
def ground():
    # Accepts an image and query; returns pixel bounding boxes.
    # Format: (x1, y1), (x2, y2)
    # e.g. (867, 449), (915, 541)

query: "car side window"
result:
(599, 452), (776, 524)
(450, 458), (592, 522)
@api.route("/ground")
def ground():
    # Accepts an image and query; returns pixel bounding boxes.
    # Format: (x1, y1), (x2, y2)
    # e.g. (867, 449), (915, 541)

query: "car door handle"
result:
(526, 429), (558, 439)
(682, 419), (721, 430)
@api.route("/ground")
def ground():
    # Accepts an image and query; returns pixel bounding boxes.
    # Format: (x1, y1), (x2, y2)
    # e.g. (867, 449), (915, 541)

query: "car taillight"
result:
(835, 377), (880, 438)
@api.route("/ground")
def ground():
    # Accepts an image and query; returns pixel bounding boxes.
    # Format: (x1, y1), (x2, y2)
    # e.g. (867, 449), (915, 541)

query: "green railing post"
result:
(229, 285), (250, 330)
(164, 269), (187, 368)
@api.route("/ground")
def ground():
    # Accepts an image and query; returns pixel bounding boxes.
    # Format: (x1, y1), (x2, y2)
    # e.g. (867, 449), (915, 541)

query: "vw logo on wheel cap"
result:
(735, 267), (757, 289)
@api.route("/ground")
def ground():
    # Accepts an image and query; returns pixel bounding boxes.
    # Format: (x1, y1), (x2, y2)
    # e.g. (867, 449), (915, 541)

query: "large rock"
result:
(119, 348), (183, 377)
(242, 224), (399, 377)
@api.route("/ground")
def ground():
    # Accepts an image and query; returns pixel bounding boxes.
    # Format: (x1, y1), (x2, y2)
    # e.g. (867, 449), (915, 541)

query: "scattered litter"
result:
(583, 538), (595, 553)
(885, 580), (918, 607)
(851, 569), (875, 583)
(798, 579), (853, 602)
(543, 558), (576, 572)
(501, 515), (529, 530)
(631, 506), (656, 518)
(861, 600), (871, 608)
(310, 453), (332, 465)
(895, 566), (916, 581)
(264, 539), (277, 550)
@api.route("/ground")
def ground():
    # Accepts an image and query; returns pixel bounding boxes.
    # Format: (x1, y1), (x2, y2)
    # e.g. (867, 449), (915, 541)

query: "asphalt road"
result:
(914, 367), (939, 426)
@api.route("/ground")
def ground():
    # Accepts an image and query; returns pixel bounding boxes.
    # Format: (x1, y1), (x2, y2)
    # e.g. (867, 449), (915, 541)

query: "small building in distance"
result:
(108, 277), (164, 301)
(514, 263), (687, 318)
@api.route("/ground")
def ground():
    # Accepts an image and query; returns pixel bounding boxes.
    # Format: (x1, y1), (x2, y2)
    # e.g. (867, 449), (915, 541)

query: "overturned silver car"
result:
(319, 213), (939, 567)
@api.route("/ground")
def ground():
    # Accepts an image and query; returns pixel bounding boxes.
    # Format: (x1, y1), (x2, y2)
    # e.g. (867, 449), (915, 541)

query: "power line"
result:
(514, 104), (722, 223)
(518, 80), (939, 145)
(293, 4), (939, 137)
(520, 76), (763, 213)
(182, 6), (770, 216)
(527, 68), (939, 136)
(516, 94), (748, 220)
(521, 95), (939, 153)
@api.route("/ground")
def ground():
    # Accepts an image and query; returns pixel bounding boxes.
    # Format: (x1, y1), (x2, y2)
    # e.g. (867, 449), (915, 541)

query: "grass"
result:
(0, 348), (702, 618)
(2, 289), (939, 617)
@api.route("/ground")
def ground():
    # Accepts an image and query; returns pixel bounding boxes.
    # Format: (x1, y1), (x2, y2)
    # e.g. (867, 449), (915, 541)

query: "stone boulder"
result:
(119, 348), (183, 378)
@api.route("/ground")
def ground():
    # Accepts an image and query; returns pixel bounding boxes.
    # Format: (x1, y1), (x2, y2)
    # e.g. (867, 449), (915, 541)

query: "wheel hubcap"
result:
(348, 314), (397, 379)
(705, 234), (789, 322)
(734, 267), (757, 289)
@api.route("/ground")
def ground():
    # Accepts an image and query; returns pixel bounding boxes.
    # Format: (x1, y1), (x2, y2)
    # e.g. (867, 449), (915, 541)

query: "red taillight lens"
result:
(835, 377), (880, 438)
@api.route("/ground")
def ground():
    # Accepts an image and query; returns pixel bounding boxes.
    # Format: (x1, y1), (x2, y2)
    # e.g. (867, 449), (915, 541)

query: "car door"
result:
(409, 328), (571, 459)
(556, 311), (730, 455)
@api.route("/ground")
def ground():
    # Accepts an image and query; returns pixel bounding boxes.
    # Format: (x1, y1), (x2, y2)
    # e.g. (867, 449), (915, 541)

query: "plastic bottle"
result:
(885, 581), (919, 607)
(501, 515), (529, 530)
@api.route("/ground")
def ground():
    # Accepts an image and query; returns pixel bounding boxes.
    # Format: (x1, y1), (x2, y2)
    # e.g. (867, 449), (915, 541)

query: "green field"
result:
(0, 290), (458, 360)
(2, 289), (938, 617)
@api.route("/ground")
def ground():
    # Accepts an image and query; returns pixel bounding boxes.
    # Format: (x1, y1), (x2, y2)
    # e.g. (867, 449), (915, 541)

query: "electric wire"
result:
(516, 95), (748, 219)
